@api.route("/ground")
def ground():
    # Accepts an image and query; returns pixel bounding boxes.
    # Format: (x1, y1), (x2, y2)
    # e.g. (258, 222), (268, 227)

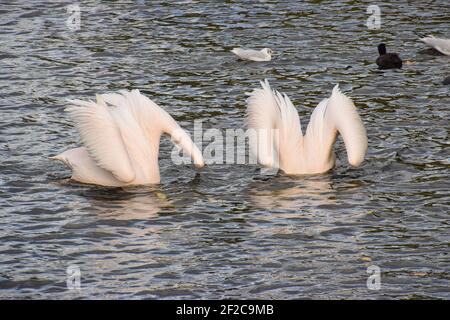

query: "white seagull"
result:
(419, 35), (450, 56)
(231, 48), (273, 62)
(246, 80), (368, 175)
(51, 90), (204, 186)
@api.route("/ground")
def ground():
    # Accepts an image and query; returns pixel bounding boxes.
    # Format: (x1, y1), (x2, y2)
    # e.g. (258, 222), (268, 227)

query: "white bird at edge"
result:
(246, 80), (368, 175)
(418, 35), (450, 56)
(231, 48), (273, 61)
(50, 89), (205, 187)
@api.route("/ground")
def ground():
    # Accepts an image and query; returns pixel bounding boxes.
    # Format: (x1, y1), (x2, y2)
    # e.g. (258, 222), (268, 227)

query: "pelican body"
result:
(52, 90), (204, 186)
(246, 80), (368, 175)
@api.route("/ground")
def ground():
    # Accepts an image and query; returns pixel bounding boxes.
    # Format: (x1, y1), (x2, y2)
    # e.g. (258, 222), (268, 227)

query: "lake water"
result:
(0, 1), (449, 299)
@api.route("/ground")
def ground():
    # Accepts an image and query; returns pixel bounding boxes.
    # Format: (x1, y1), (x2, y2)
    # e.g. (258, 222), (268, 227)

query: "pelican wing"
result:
(420, 36), (450, 55)
(246, 79), (303, 169)
(65, 97), (136, 183)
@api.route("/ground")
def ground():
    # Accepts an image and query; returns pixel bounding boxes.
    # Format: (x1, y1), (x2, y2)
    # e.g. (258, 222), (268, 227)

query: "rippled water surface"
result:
(0, 1), (449, 299)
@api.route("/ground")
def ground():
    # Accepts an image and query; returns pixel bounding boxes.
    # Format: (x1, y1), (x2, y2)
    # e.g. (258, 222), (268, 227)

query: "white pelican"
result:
(444, 75), (450, 85)
(246, 80), (368, 175)
(51, 89), (204, 186)
(231, 48), (273, 62)
(419, 35), (450, 56)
